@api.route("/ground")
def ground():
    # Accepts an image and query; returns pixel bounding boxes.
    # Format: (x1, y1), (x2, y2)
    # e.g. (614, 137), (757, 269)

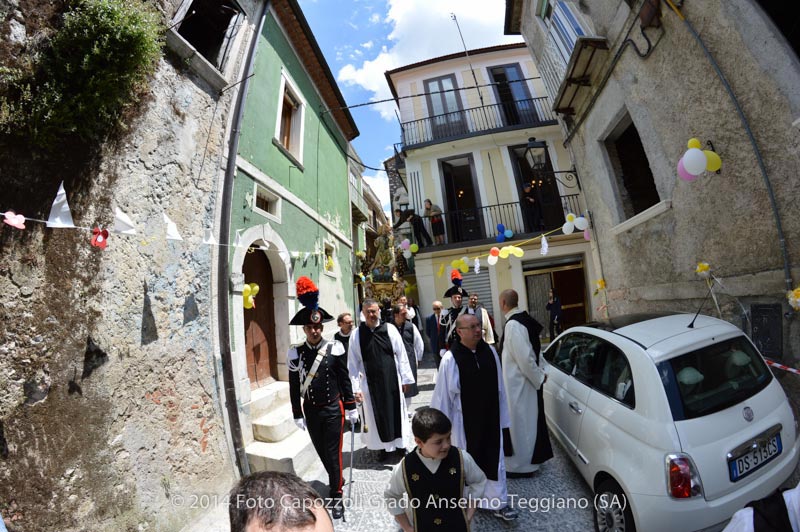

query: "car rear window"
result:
(658, 336), (772, 421)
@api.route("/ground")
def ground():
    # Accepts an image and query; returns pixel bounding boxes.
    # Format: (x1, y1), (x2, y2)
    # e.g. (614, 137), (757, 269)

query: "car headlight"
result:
(665, 453), (704, 499)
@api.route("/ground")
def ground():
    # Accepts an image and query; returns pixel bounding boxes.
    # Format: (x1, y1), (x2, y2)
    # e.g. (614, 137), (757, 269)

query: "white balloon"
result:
(403, 250), (412, 259)
(574, 216), (589, 231)
(562, 221), (575, 234)
(487, 255), (498, 266)
(682, 148), (707, 176)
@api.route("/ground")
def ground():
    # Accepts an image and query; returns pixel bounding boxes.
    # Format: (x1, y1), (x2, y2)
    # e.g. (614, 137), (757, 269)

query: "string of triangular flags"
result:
(2, 181), (328, 263)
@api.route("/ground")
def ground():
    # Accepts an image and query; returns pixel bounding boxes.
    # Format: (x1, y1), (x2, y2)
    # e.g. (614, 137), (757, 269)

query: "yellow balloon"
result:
(687, 138), (702, 149)
(499, 248), (510, 259)
(244, 297), (254, 309)
(242, 285), (251, 298)
(249, 283), (260, 296)
(703, 150), (722, 172)
(511, 247), (525, 258)
(566, 213), (576, 222)
(459, 264), (469, 273)
(438, 264), (445, 277)
(451, 259), (460, 268)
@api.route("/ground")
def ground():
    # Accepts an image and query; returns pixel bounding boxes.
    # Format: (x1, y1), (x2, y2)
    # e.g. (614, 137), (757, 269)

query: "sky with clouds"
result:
(298, 0), (522, 214)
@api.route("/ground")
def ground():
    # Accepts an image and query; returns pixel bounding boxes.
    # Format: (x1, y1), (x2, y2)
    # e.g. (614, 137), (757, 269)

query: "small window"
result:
(604, 117), (659, 220)
(275, 74), (305, 163)
(175, 0), (243, 70)
(323, 242), (336, 276)
(252, 183), (281, 222)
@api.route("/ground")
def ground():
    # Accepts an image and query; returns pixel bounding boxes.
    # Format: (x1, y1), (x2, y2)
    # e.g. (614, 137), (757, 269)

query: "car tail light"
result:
(665, 453), (704, 499)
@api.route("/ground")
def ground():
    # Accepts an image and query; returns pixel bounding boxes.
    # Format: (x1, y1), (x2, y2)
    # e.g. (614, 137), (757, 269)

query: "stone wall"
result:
(518, 0), (800, 363)
(0, 30), (247, 532)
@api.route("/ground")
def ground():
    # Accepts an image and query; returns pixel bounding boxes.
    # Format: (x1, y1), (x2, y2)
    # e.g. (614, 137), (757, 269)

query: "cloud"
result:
(337, 0), (523, 121)
(361, 40), (374, 49)
(369, 13), (381, 24)
(363, 172), (391, 214)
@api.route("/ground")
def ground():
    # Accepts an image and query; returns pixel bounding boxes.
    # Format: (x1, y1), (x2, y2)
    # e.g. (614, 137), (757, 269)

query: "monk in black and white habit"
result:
(348, 299), (415, 454)
(430, 313), (519, 522)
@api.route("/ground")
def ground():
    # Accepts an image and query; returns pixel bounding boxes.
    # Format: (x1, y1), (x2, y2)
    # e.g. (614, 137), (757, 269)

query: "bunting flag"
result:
(473, 257), (480, 275)
(113, 207), (137, 235)
(163, 213), (183, 241)
(540, 235), (549, 256)
(202, 229), (217, 246)
(47, 181), (76, 228)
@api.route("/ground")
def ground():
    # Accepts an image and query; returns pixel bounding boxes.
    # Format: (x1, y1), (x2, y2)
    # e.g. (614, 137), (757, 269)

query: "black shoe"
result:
(331, 504), (344, 520)
(506, 471), (535, 478)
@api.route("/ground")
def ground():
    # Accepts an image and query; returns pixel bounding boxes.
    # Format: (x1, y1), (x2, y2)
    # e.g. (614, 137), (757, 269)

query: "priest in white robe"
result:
(348, 299), (415, 452)
(496, 289), (553, 477)
(430, 313), (518, 522)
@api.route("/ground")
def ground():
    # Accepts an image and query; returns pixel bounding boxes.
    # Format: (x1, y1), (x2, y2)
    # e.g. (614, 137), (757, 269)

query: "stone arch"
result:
(230, 224), (295, 404)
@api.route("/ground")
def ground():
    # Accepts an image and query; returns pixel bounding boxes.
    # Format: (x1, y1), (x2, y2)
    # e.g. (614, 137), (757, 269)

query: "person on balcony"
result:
(424, 199), (445, 245)
(521, 183), (544, 232)
(404, 209), (432, 248)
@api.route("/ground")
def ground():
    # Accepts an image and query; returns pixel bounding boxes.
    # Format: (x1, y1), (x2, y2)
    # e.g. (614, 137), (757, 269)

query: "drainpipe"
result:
(218, 0), (269, 477)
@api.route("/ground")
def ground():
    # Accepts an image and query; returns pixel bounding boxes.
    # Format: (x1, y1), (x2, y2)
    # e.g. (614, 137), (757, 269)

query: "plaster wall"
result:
(516, 0), (800, 361)
(0, 54), (249, 532)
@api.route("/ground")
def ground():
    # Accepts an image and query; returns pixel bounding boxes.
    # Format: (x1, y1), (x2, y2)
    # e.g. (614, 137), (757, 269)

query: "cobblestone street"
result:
(331, 354), (594, 531)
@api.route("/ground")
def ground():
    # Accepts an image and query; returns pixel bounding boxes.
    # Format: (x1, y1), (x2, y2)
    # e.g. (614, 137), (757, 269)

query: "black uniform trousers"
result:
(304, 398), (345, 498)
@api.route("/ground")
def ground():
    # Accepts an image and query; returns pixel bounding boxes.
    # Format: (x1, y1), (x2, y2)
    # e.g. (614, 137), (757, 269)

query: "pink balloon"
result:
(583, 228), (591, 241)
(678, 158), (698, 182)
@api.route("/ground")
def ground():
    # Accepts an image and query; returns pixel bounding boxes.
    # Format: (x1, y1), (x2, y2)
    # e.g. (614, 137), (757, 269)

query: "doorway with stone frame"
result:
(524, 260), (588, 343)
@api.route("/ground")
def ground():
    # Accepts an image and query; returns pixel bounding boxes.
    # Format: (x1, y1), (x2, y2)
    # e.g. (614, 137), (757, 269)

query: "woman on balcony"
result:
(424, 199), (445, 245)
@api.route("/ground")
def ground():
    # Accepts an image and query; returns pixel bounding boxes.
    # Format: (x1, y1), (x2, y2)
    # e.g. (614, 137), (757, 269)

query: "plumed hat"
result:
(443, 269), (468, 298)
(290, 276), (334, 325)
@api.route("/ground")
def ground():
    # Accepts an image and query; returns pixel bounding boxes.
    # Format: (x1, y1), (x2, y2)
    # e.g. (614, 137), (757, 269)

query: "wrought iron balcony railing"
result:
(399, 97), (558, 150)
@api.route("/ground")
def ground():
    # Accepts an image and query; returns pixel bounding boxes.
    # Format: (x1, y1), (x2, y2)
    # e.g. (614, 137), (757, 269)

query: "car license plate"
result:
(728, 434), (782, 482)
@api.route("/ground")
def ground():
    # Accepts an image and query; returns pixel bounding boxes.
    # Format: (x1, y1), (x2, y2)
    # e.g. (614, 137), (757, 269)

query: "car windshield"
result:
(658, 336), (772, 421)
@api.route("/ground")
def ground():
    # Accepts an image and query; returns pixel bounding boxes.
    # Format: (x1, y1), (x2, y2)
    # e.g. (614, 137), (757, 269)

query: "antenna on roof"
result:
(688, 284), (713, 329)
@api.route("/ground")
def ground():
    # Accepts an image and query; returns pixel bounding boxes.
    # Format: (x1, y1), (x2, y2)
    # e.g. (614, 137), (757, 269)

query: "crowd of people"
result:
(223, 274), (555, 531)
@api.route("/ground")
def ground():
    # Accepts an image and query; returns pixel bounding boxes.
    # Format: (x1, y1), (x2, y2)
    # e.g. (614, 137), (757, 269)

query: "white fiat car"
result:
(542, 313), (799, 532)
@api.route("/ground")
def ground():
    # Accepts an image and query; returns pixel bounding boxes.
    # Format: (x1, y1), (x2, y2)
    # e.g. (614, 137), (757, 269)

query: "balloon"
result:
(249, 283), (259, 296)
(704, 150), (722, 172)
(677, 158), (698, 182)
(489, 247), (500, 257)
(496, 234), (505, 243)
(562, 221), (575, 234)
(682, 148), (707, 175)
(499, 247), (510, 259)
(403, 250), (412, 259)
(504, 229), (513, 239)
(461, 256), (469, 265)
(401, 239), (410, 250)
(497, 223), (505, 233)
(451, 259), (460, 268)
(242, 285), (251, 298)
(687, 138), (702, 150)
(487, 255), (498, 266)
(566, 212), (576, 223)
(409, 243), (419, 253)
(459, 263), (469, 273)
(574, 216), (589, 230)
(584, 228), (591, 241)
(510, 247), (524, 258)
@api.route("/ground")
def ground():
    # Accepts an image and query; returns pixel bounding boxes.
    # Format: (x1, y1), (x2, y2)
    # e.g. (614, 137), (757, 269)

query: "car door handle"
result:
(569, 401), (583, 415)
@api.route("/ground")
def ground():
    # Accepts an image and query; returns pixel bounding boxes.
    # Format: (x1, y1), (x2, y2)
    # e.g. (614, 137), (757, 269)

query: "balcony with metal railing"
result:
(399, 97), (558, 151)
(406, 170), (584, 251)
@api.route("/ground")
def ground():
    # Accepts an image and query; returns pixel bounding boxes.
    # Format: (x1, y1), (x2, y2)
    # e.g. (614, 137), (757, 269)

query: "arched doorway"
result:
(243, 250), (277, 389)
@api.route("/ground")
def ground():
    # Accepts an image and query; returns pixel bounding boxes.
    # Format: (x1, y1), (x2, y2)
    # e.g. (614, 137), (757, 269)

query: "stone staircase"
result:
(245, 381), (324, 481)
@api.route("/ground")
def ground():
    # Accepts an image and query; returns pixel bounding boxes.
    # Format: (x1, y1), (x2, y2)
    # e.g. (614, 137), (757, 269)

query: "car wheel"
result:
(594, 479), (636, 532)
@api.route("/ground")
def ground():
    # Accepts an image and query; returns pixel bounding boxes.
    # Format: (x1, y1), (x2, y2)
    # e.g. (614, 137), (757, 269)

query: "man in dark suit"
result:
(425, 300), (446, 368)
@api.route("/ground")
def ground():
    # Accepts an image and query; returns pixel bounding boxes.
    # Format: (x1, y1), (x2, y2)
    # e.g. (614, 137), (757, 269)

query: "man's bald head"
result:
(499, 289), (519, 312)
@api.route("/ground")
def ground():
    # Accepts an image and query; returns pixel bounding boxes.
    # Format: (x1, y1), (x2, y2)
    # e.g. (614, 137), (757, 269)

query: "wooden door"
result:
(243, 250), (277, 389)
(552, 267), (587, 331)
